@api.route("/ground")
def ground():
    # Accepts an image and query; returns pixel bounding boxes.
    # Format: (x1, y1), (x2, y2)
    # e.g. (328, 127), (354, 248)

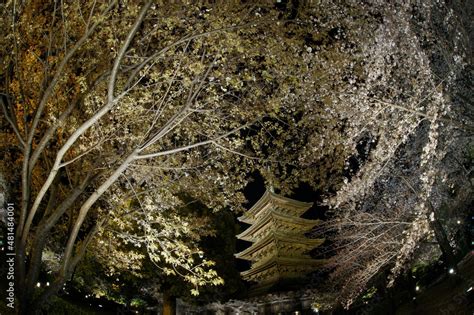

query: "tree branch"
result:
(136, 121), (256, 160)
(373, 98), (472, 130)
(0, 94), (26, 148)
(28, 1), (116, 148)
(60, 150), (138, 274)
(124, 20), (270, 90)
(29, 94), (82, 171)
(211, 141), (260, 160)
(20, 1), (152, 247)
(108, 1), (153, 103)
(24, 173), (93, 304)
(139, 59), (215, 150)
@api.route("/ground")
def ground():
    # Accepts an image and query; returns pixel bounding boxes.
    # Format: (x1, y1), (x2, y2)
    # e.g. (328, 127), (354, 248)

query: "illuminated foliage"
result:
(1, 1), (470, 313)
(1, 1), (355, 311)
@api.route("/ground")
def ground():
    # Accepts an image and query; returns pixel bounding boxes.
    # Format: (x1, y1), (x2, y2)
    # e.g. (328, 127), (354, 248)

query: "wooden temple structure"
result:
(235, 189), (325, 295)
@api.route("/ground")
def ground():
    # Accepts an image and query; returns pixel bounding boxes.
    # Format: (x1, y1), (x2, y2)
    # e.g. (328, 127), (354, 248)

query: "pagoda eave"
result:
(235, 233), (325, 261)
(241, 256), (326, 280)
(239, 190), (313, 223)
(236, 211), (321, 242)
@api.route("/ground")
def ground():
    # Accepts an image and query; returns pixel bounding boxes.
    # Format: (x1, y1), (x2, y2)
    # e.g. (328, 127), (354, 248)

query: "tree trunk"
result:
(16, 242), (29, 315)
(163, 292), (176, 315)
(427, 202), (458, 270)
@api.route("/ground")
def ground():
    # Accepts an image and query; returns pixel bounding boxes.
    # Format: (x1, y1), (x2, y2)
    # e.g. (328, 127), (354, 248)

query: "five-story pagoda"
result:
(235, 189), (325, 294)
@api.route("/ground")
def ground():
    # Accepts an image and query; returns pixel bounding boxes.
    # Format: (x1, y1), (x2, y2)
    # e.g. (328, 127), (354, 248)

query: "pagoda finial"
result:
(266, 164), (274, 193)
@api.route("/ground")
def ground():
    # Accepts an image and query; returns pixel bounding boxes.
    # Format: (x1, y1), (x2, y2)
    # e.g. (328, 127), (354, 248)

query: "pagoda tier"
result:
(236, 190), (325, 292)
(240, 256), (326, 283)
(235, 231), (324, 262)
(236, 209), (320, 242)
(238, 190), (313, 224)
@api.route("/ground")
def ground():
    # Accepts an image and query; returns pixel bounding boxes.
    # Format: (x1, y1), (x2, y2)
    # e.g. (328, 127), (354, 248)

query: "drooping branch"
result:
(400, 176), (457, 268)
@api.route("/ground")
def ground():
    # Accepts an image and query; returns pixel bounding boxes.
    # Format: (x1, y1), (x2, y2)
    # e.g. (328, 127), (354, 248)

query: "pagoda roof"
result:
(238, 190), (313, 224)
(235, 232), (324, 261)
(240, 256), (325, 282)
(236, 209), (320, 242)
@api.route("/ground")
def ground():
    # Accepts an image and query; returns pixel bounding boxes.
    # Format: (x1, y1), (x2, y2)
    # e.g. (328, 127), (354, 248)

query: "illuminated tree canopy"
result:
(0, 0), (472, 314)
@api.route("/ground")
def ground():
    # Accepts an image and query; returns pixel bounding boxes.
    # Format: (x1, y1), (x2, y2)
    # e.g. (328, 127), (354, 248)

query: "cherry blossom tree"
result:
(315, 0), (473, 308)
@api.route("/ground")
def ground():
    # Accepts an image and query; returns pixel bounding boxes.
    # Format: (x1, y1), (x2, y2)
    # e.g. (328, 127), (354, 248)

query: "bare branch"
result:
(211, 141), (260, 160)
(86, 0), (98, 30)
(1, 94), (26, 148)
(59, 144), (98, 168)
(108, 1), (152, 103)
(29, 94), (81, 170)
(141, 68), (180, 142)
(136, 121), (256, 160)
